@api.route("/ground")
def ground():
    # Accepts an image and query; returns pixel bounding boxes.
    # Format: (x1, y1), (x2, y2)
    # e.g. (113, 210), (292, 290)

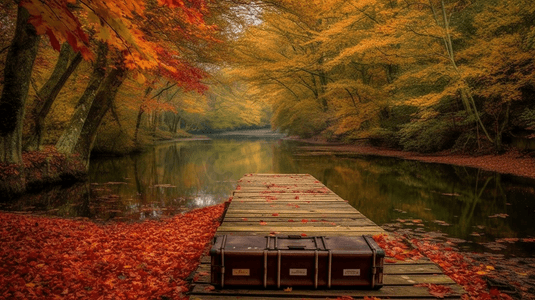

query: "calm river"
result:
(4, 129), (535, 257)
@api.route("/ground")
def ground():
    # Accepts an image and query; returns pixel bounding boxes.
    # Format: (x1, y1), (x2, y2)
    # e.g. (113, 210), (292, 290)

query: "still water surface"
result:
(5, 130), (535, 256)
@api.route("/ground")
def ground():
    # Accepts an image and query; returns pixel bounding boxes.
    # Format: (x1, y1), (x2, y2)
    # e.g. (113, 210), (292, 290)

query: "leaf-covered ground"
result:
(0, 204), (224, 299)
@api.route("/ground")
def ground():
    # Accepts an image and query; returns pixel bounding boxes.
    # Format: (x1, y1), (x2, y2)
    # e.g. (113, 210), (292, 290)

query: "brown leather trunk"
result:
(210, 235), (384, 289)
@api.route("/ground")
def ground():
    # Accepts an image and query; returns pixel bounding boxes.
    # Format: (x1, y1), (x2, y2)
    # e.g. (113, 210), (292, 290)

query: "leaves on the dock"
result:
(372, 234), (423, 262)
(0, 204), (224, 299)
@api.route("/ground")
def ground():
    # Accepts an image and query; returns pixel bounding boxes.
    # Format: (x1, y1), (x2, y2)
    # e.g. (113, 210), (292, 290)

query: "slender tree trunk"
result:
(0, 4), (40, 164)
(430, 0), (494, 144)
(170, 114), (181, 133)
(56, 42), (108, 154)
(24, 43), (82, 150)
(134, 87), (153, 143)
(73, 58), (127, 166)
(152, 111), (159, 135)
(495, 103), (511, 153)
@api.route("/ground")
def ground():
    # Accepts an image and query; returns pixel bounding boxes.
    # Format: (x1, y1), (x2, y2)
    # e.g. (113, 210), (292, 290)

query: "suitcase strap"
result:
(220, 235), (227, 288)
(363, 235), (384, 288)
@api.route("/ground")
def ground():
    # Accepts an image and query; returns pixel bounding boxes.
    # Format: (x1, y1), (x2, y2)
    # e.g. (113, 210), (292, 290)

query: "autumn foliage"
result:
(0, 204), (224, 299)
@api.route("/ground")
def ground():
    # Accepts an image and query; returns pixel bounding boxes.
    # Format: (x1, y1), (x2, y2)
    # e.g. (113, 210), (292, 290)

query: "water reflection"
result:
(2, 134), (535, 256)
(272, 144), (535, 256)
(85, 139), (280, 221)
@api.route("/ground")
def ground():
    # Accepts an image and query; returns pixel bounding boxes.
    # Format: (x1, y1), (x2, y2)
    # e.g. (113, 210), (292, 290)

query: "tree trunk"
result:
(134, 87), (153, 144)
(0, 4), (40, 164)
(24, 43), (82, 151)
(134, 107), (145, 143)
(73, 58), (127, 166)
(495, 102), (511, 153)
(170, 114), (181, 133)
(56, 42), (108, 154)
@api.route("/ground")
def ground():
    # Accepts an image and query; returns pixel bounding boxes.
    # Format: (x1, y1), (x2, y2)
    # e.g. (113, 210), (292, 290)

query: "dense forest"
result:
(1, 0), (534, 171)
(232, 0), (535, 154)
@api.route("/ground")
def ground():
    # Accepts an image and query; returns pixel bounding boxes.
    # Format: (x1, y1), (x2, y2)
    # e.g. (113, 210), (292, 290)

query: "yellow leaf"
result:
(284, 287), (292, 292)
(134, 72), (146, 84)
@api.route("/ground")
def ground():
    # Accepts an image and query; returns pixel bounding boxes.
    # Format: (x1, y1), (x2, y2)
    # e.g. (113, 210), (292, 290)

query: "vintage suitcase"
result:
(210, 235), (384, 289)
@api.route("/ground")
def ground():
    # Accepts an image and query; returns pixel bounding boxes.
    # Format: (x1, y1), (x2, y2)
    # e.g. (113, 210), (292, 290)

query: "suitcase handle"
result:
(267, 236), (327, 250)
(288, 245), (306, 250)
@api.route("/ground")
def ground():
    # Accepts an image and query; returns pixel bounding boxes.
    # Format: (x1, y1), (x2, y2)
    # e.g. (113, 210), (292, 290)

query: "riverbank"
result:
(0, 146), (86, 200)
(289, 137), (535, 179)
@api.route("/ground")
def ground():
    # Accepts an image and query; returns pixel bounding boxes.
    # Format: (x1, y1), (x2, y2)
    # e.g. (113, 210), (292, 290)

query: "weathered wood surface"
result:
(188, 174), (463, 299)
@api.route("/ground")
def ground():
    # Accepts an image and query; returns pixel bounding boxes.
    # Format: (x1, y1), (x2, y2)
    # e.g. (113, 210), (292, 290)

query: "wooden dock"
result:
(189, 174), (464, 299)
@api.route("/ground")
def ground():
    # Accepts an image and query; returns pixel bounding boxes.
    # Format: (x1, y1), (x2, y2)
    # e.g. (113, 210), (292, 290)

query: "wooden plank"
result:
(223, 213), (366, 219)
(230, 202), (351, 206)
(221, 220), (377, 226)
(232, 199), (345, 203)
(225, 218), (375, 225)
(193, 270), (454, 286)
(226, 209), (361, 214)
(217, 225), (383, 232)
(215, 231), (385, 237)
(233, 193), (342, 198)
(228, 205), (354, 210)
(190, 284), (464, 298)
(384, 263), (444, 274)
(236, 187), (332, 192)
(191, 297), (458, 300)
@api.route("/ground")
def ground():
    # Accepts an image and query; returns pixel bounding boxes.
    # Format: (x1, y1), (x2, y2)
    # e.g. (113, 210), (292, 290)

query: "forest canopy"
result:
(230, 0), (535, 153)
(1, 0), (534, 170)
